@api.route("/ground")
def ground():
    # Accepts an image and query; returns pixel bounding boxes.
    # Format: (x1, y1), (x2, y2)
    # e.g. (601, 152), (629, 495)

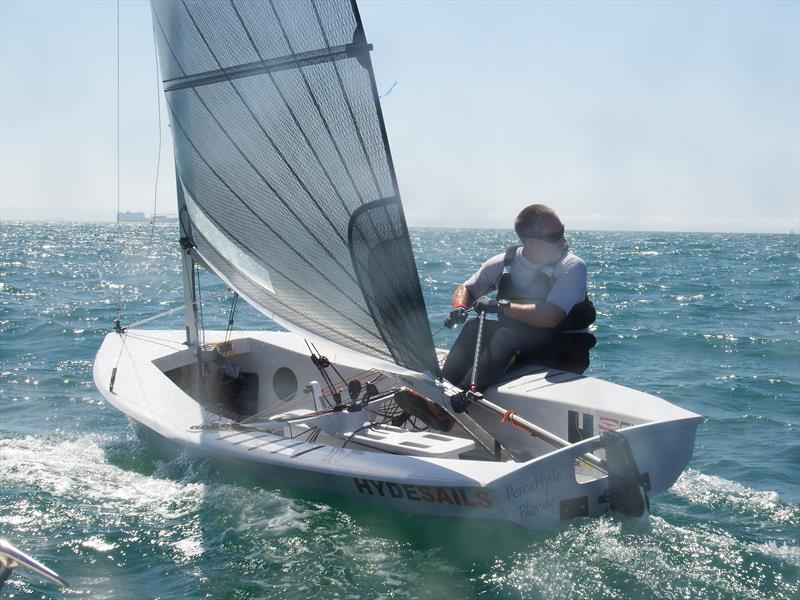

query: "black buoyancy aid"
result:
(496, 245), (596, 330)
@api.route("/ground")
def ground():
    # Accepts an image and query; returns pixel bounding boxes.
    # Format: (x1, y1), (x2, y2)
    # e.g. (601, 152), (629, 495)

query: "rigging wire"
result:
(114, 0), (121, 323)
(194, 263), (207, 351)
(109, 318), (129, 393)
(115, 0), (120, 226)
(124, 304), (185, 329)
(120, 332), (184, 351)
(146, 17), (164, 255)
(192, 262), (211, 421)
(223, 291), (239, 345)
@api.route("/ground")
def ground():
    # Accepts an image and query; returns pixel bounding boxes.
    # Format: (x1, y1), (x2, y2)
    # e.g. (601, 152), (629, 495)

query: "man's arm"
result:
(502, 301), (566, 328)
(451, 284), (474, 310)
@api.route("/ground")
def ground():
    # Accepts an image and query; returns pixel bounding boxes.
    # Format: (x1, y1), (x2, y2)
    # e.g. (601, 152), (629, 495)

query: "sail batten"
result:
(267, 4), (373, 206)
(152, 0), (439, 376)
(162, 43), (372, 92)
(172, 2), (354, 248)
(165, 81), (361, 281)
(309, 1), (383, 197)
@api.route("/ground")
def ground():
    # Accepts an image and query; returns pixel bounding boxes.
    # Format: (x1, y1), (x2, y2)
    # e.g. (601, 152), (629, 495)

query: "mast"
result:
(175, 169), (199, 347)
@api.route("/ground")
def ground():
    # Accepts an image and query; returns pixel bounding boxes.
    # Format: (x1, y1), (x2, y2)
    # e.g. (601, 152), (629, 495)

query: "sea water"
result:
(0, 222), (797, 599)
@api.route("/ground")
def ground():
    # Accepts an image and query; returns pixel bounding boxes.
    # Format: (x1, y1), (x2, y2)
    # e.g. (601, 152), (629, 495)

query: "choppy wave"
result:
(1, 432), (797, 599)
(1, 225), (798, 599)
(483, 516), (798, 600)
(670, 469), (800, 526)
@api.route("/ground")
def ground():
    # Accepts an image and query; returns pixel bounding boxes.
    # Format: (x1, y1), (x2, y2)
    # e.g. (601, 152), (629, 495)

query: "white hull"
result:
(94, 329), (702, 530)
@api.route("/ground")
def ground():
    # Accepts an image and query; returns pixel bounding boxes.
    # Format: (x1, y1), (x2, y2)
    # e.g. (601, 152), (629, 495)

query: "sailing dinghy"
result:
(94, 0), (702, 530)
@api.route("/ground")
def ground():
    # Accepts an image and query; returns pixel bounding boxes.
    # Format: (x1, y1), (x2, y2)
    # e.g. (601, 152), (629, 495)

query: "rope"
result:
(500, 409), (530, 432)
(342, 423), (378, 449)
(469, 312), (486, 391)
(310, 341), (348, 387)
(304, 340), (337, 406)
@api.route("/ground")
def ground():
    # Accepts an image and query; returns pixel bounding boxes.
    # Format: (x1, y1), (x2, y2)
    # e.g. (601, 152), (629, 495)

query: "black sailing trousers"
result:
(441, 317), (556, 392)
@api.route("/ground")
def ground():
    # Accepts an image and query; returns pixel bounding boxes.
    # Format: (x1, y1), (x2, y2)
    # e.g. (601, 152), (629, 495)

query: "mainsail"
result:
(150, 0), (438, 376)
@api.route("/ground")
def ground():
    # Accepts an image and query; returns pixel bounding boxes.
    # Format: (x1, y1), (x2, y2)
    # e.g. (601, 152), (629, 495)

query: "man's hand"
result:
(444, 306), (468, 328)
(473, 296), (498, 314)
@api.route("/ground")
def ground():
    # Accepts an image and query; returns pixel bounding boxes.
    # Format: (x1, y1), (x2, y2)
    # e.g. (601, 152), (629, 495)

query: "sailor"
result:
(442, 204), (595, 391)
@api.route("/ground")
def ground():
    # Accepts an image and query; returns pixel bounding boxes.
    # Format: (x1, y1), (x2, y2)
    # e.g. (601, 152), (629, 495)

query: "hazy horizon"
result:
(1, 216), (796, 236)
(1, 1), (798, 234)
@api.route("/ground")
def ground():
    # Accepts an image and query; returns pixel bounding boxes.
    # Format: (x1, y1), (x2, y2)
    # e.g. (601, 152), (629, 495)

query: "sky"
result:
(1, 0), (798, 233)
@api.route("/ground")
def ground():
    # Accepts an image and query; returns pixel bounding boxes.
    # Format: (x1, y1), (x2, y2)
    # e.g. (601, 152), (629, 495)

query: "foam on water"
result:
(0, 431), (333, 597)
(0, 434), (203, 530)
(671, 469), (800, 526)
(482, 516), (799, 599)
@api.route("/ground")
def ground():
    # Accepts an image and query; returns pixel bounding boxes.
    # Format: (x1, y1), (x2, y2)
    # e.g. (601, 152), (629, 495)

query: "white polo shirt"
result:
(463, 248), (587, 314)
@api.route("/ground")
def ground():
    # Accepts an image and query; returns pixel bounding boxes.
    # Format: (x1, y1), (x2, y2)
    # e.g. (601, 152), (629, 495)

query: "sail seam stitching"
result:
(166, 106), (378, 327)
(177, 1), (356, 277)
(229, 0), (356, 227)
(310, 1), (384, 199)
(189, 224), (392, 354)
(177, 171), (388, 345)
(267, 0), (369, 208)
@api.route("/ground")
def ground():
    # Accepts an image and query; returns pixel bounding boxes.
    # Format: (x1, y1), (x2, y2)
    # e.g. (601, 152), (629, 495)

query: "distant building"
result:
(118, 211), (146, 222)
(117, 212), (178, 224)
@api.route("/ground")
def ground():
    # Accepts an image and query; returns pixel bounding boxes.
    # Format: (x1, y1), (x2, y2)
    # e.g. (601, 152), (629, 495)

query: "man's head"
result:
(515, 204), (567, 263)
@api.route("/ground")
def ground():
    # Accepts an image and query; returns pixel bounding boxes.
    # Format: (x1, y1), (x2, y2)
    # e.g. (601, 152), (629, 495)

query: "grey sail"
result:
(150, 0), (438, 376)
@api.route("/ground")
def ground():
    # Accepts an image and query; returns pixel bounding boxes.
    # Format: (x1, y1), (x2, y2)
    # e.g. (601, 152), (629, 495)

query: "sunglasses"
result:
(525, 226), (565, 243)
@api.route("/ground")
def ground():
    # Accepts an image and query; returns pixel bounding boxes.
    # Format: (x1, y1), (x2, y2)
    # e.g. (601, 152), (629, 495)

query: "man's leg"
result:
(474, 324), (555, 391)
(442, 320), (501, 389)
(441, 320), (479, 388)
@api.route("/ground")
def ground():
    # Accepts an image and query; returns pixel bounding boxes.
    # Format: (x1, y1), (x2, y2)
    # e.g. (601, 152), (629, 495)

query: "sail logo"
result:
(505, 467), (563, 520)
(353, 478), (493, 508)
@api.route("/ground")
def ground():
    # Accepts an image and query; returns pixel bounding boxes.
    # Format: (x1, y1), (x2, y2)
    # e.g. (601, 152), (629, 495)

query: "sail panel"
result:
(184, 185), (387, 353)
(152, 0), (439, 376)
(176, 148), (370, 325)
(349, 198), (439, 374)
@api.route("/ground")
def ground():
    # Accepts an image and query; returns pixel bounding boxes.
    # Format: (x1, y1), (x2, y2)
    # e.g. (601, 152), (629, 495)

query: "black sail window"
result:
(348, 198), (439, 376)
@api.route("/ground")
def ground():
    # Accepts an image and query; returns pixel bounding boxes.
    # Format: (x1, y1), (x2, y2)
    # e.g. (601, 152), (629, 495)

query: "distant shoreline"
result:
(0, 219), (796, 235)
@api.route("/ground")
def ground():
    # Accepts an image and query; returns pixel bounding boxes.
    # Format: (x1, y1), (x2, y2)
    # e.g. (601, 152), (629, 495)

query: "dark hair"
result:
(514, 204), (557, 238)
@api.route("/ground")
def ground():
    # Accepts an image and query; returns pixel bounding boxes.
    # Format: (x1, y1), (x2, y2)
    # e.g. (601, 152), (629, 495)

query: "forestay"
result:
(150, 0), (438, 376)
